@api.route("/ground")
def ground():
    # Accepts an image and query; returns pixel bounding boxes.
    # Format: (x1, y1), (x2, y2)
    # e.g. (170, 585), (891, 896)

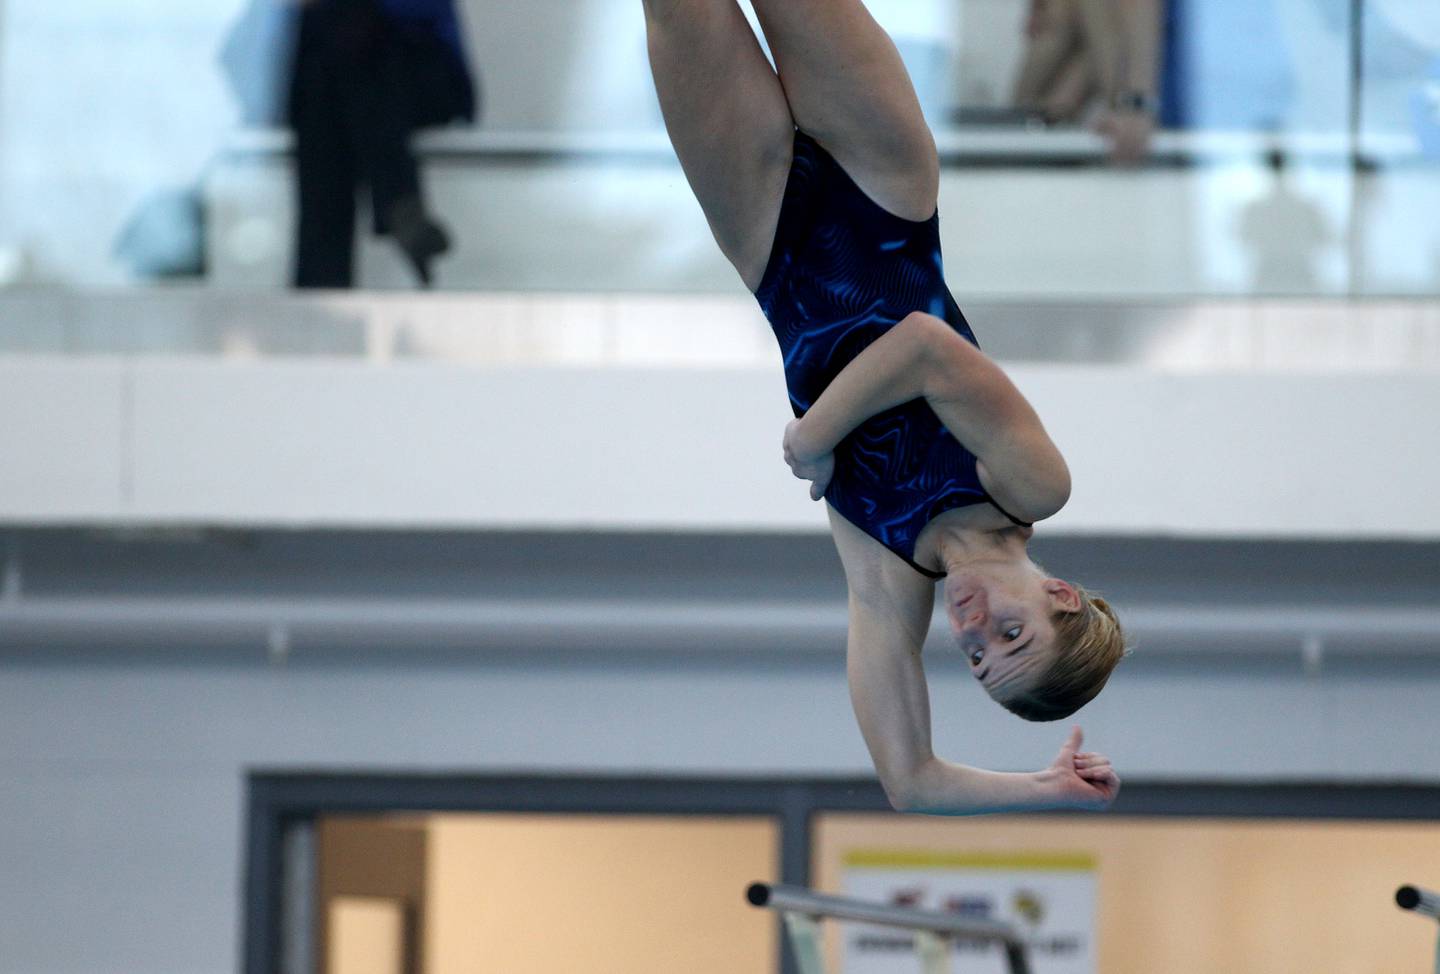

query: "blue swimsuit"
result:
(754, 131), (1028, 579)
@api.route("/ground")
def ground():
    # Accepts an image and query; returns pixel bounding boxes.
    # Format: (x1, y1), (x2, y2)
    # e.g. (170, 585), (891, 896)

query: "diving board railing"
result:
(746, 882), (1031, 974)
(1396, 886), (1440, 974)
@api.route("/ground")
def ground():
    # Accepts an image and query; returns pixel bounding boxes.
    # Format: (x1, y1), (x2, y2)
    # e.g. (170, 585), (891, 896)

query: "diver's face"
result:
(945, 569), (1078, 704)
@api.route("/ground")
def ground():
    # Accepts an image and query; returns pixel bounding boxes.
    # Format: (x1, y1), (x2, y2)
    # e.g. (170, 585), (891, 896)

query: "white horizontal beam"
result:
(219, 126), (1413, 163)
(4, 357), (1440, 538)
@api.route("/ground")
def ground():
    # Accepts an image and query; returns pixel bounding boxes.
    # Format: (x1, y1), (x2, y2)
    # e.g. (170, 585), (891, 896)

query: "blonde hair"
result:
(1002, 586), (1126, 722)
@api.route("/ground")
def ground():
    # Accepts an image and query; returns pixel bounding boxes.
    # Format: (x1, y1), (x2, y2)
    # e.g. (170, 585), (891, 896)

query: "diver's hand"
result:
(1036, 726), (1120, 810)
(783, 418), (835, 501)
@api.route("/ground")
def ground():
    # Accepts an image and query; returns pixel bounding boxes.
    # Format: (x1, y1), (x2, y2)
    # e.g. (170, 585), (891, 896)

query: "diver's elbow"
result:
(879, 762), (935, 814)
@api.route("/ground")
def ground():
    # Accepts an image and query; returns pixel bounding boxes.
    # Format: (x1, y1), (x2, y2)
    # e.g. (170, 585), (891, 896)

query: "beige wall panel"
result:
(328, 898), (407, 974)
(424, 814), (778, 974)
(318, 817), (429, 974)
(816, 815), (1440, 974)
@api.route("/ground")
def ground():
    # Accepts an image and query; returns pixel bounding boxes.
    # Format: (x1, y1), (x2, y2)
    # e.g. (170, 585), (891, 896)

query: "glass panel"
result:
(0, 1), (1433, 300)
(0, 0), (239, 287)
(6, 291), (1440, 370)
(1356, 2), (1440, 294)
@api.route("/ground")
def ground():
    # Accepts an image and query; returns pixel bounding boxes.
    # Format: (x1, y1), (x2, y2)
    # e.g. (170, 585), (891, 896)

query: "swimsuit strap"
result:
(987, 496), (1034, 529)
(899, 498), (1034, 582)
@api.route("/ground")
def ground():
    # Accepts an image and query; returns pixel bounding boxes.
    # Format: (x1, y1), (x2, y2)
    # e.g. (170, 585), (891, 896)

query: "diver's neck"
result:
(934, 526), (1032, 576)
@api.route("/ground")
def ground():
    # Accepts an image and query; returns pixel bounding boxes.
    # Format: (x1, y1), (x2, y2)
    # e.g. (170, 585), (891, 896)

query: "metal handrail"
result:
(1397, 885), (1440, 920)
(747, 883), (1031, 974)
(1395, 885), (1440, 974)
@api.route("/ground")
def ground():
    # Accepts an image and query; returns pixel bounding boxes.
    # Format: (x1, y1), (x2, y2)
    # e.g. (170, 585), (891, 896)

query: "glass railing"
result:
(2, 291), (1437, 370)
(0, 0), (1435, 298)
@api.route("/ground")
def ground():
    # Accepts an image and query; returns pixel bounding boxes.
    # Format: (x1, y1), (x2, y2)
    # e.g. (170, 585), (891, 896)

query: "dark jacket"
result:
(221, 0), (478, 127)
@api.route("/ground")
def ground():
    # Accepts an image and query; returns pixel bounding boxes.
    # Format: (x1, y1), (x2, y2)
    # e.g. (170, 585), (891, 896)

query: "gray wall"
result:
(8, 655), (1440, 974)
(3, 530), (1440, 974)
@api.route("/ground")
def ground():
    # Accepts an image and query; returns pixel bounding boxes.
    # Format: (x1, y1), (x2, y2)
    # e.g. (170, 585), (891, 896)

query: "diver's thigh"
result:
(749, 0), (938, 221)
(644, 0), (796, 289)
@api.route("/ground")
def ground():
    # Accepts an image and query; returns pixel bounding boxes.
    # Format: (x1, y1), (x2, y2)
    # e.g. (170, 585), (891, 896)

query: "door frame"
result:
(244, 773), (1440, 974)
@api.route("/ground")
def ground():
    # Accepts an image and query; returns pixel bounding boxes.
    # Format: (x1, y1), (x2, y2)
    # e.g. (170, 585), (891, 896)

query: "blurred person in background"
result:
(1011, 0), (1164, 163)
(287, 0), (477, 288)
(1237, 149), (1333, 295)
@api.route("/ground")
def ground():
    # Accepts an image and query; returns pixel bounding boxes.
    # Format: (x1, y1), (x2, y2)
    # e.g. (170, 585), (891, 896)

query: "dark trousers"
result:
(289, 1), (422, 288)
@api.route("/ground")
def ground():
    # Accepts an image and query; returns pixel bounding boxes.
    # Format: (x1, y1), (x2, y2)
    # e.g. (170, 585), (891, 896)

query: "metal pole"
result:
(781, 912), (829, 974)
(1004, 940), (1033, 974)
(1397, 886), (1440, 920)
(748, 883), (1031, 974)
(1346, 0), (1364, 296)
(749, 883), (1020, 940)
(914, 931), (951, 974)
(1395, 885), (1440, 974)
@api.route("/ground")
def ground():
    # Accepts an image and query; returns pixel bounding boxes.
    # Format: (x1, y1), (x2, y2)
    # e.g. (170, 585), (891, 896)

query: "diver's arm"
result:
(787, 312), (933, 456)
(846, 586), (1116, 815)
(846, 587), (1051, 814)
(830, 510), (1116, 815)
(790, 312), (1071, 521)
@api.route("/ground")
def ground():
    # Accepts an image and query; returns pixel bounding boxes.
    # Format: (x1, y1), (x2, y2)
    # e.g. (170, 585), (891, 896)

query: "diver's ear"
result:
(1043, 579), (1082, 613)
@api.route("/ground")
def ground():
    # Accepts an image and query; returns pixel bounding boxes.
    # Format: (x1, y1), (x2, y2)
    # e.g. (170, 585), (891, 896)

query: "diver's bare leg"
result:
(749, 0), (939, 221)
(643, 0), (797, 290)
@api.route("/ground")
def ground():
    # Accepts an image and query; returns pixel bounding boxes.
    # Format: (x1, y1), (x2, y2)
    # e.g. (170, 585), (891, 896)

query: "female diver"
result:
(643, 0), (1125, 814)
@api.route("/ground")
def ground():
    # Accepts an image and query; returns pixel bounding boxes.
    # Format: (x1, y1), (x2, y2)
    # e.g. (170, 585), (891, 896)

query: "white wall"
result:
(3, 353), (1439, 538)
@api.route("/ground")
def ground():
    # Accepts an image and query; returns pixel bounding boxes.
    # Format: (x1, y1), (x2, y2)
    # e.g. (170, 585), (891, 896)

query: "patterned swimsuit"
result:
(754, 131), (1028, 578)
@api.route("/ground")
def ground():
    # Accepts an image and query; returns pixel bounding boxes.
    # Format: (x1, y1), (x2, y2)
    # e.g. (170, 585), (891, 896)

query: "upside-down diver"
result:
(644, 0), (1125, 814)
